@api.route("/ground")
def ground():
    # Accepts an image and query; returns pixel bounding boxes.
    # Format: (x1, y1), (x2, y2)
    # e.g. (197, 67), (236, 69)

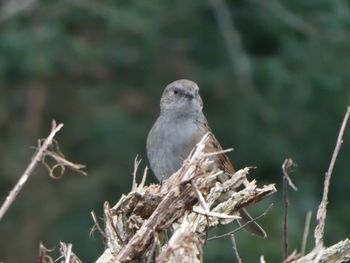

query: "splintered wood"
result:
(96, 133), (276, 263)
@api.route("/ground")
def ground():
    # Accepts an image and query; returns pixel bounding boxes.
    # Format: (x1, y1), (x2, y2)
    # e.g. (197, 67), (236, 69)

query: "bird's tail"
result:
(238, 208), (267, 238)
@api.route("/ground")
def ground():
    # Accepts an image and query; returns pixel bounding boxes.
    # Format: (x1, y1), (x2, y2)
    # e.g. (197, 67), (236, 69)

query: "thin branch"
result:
(59, 242), (82, 263)
(0, 120), (63, 221)
(138, 166), (148, 190)
(192, 206), (240, 220)
(282, 159), (298, 191)
(282, 158), (297, 259)
(230, 234), (242, 263)
(301, 211), (312, 255)
(90, 211), (107, 239)
(64, 244), (72, 263)
(208, 203), (273, 241)
(292, 238), (350, 263)
(38, 242), (54, 263)
(315, 106), (350, 247)
(202, 148), (233, 158)
(41, 143), (87, 179)
(132, 155), (142, 191)
(191, 181), (210, 215)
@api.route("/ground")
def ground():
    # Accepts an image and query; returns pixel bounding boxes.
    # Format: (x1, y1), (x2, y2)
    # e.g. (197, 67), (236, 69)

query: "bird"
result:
(146, 79), (266, 238)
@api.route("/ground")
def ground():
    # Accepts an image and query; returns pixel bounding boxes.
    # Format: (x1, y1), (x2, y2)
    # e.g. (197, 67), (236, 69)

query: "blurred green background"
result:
(0, 0), (349, 262)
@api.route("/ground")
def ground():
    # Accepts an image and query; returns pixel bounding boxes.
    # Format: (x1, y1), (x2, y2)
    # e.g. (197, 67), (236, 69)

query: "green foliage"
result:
(0, 0), (349, 262)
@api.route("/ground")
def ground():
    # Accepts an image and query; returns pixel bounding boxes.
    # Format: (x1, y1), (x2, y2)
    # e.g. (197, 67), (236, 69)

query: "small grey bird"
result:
(147, 79), (266, 238)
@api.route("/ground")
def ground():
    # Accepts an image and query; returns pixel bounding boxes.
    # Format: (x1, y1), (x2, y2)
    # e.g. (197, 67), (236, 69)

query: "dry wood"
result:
(59, 242), (82, 263)
(287, 239), (350, 263)
(94, 133), (276, 262)
(0, 120), (86, 221)
(282, 158), (298, 259)
(315, 106), (350, 247)
(301, 211), (312, 256)
(0, 120), (63, 221)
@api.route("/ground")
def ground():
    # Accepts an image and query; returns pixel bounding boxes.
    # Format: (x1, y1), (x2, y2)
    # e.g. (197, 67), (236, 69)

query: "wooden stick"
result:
(282, 158), (297, 259)
(230, 234), (242, 263)
(315, 106), (350, 247)
(0, 120), (63, 221)
(301, 211), (312, 255)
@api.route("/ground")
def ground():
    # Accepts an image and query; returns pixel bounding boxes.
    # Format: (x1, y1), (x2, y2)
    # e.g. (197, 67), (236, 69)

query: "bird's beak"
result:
(183, 91), (195, 99)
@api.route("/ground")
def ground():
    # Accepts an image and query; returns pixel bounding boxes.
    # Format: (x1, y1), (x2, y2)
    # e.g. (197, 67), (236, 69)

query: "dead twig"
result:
(156, 213), (203, 263)
(282, 158), (297, 259)
(90, 211), (107, 239)
(38, 242), (54, 263)
(315, 106), (350, 247)
(64, 243), (72, 263)
(40, 140), (87, 179)
(230, 234), (242, 263)
(282, 159), (298, 191)
(207, 203), (273, 241)
(132, 155), (142, 191)
(59, 242), (82, 263)
(0, 120), (63, 221)
(301, 211), (312, 255)
(138, 166), (148, 190)
(293, 238), (350, 263)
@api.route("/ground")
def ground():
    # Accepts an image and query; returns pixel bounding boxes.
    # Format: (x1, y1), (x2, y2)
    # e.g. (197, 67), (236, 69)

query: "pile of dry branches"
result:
(95, 133), (276, 262)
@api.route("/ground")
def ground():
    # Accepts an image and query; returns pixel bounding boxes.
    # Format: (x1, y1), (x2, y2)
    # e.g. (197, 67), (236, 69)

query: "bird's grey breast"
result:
(147, 115), (206, 181)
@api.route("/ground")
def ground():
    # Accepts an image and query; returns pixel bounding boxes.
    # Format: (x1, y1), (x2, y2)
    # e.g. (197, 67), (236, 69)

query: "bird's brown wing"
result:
(203, 131), (235, 176)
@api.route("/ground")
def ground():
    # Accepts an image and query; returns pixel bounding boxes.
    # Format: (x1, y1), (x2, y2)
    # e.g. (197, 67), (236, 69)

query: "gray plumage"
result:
(147, 79), (206, 181)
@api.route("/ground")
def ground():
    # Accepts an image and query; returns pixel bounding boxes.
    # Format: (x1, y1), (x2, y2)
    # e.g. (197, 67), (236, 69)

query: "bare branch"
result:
(191, 180), (210, 216)
(156, 214), (203, 263)
(192, 206), (240, 220)
(132, 155), (142, 191)
(282, 159), (298, 191)
(301, 211), (312, 255)
(59, 242), (82, 263)
(64, 243), (72, 263)
(230, 234), (242, 263)
(90, 211), (107, 239)
(207, 203), (273, 241)
(0, 120), (63, 221)
(292, 239), (350, 263)
(139, 166), (148, 190)
(40, 140), (87, 179)
(282, 158), (298, 259)
(38, 242), (54, 263)
(315, 106), (350, 247)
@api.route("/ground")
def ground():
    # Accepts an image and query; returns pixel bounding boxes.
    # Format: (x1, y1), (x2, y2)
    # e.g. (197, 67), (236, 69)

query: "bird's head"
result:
(160, 79), (203, 116)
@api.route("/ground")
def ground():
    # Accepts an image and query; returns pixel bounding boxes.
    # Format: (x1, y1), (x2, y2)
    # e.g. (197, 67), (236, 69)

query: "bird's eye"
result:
(173, 89), (178, 95)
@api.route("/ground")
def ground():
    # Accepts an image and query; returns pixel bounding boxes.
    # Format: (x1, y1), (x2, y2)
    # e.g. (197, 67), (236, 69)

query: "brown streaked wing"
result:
(204, 132), (235, 175)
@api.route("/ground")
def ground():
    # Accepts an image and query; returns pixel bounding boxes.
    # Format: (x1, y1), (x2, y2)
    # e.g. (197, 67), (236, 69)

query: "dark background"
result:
(0, 0), (349, 262)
